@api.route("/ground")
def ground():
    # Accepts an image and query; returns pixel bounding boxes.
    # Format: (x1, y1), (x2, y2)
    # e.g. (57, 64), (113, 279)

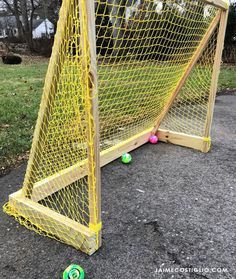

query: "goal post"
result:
(203, 9), (229, 152)
(3, 0), (229, 255)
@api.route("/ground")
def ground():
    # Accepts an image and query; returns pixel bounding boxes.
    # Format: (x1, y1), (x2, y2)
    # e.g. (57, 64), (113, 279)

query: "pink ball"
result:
(149, 135), (158, 144)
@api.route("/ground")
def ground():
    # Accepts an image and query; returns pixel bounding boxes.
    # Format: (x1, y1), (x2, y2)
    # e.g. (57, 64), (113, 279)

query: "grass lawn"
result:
(0, 60), (48, 172)
(219, 66), (236, 90)
(0, 59), (235, 173)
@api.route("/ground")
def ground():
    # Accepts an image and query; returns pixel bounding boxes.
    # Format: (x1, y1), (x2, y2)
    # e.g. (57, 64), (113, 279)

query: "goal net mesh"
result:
(4, 0), (221, 254)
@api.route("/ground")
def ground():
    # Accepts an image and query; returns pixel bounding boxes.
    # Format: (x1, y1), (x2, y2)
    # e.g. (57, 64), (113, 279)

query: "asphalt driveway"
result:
(0, 92), (235, 279)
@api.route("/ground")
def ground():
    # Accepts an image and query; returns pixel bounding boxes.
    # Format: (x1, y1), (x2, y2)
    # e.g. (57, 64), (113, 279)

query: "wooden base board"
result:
(157, 129), (211, 153)
(30, 128), (211, 202)
(9, 190), (99, 255)
(31, 128), (153, 201)
(8, 129), (210, 254)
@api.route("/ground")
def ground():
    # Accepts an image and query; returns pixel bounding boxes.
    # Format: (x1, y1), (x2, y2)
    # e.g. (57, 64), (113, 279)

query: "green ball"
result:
(121, 153), (132, 164)
(63, 264), (85, 279)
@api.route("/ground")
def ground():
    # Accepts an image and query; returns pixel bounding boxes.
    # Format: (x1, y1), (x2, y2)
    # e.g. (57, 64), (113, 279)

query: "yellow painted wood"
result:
(31, 161), (88, 201)
(157, 129), (210, 153)
(203, 10), (229, 152)
(31, 128), (153, 201)
(79, 0), (102, 247)
(9, 191), (97, 255)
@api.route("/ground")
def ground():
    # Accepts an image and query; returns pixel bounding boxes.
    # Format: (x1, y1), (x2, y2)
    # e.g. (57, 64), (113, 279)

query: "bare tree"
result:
(1, 0), (48, 48)
(13, 0), (24, 39)
(20, 0), (31, 45)
(2, 0), (24, 39)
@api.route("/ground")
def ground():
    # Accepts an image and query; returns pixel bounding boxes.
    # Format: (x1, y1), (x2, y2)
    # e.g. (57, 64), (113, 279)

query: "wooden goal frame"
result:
(7, 0), (229, 255)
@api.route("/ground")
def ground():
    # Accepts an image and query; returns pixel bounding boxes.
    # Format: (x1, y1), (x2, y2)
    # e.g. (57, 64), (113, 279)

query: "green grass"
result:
(0, 60), (235, 172)
(219, 66), (236, 90)
(0, 61), (48, 171)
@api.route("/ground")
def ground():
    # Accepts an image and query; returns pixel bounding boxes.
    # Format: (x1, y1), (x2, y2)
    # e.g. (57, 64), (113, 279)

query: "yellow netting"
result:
(4, 0), (99, 254)
(160, 27), (219, 137)
(97, 0), (219, 150)
(3, 0), (225, 254)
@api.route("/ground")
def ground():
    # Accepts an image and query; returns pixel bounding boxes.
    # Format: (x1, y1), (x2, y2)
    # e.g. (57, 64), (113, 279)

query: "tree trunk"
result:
(13, 0), (24, 40)
(20, 0), (32, 49)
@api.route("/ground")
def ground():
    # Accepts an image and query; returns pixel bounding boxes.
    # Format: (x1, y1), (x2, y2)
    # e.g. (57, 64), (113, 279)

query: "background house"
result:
(0, 15), (54, 39)
(32, 18), (54, 39)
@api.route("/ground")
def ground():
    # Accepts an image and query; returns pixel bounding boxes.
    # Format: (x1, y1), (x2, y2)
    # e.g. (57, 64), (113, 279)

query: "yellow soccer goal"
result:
(4, 0), (229, 255)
